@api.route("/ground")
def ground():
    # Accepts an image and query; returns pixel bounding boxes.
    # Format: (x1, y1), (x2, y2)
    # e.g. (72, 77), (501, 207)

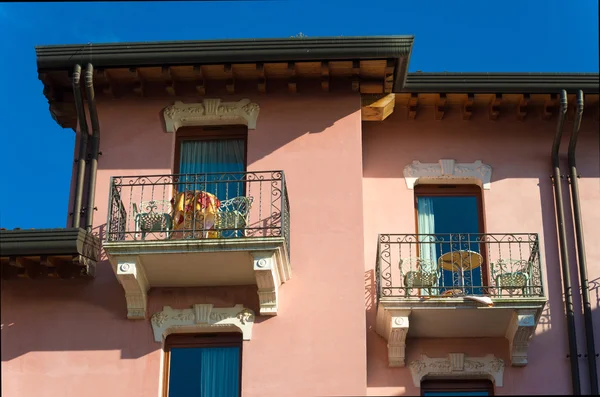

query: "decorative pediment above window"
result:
(409, 353), (505, 387)
(151, 304), (255, 342)
(163, 98), (260, 133)
(403, 159), (492, 190)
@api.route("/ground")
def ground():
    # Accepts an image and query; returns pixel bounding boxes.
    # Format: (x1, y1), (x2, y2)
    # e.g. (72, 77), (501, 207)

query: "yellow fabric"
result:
(171, 190), (221, 239)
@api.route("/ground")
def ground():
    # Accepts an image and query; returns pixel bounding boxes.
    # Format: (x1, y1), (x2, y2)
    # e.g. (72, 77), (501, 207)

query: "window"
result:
(421, 380), (494, 396)
(174, 126), (247, 201)
(163, 333), (242, 397)
(173, 126), (248, 238)
(415, 185), (487, 295)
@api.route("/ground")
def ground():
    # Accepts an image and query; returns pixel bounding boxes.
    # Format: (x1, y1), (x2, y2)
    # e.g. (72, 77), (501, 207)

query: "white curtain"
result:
(417, 197), (436, 273)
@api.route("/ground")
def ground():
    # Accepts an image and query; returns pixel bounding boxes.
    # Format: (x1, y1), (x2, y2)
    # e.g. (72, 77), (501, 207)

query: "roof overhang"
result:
(402, 72), (599, 94)
(0, 228), (100, 279)
(35, 36), (414, 129)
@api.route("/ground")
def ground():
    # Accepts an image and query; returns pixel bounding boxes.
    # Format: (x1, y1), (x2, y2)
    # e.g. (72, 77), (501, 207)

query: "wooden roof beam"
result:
(517, 93), (530, 121)
(321, 61), (330, 92)
(193, 65), (206, 95)
(224, 64), (235, 94)
(362, 94), (396, 121)
(287, 62), (297, 94)
(489, 93), (502, 121)
(408, 93), (418, 120)
(352, 60), (360, 92)
(257, 62), (266, 94)
(463, 93), (474, 120)
(162, 66), (176, 96)
(130, 68), (145, 97)
(435, 93), (446, 120)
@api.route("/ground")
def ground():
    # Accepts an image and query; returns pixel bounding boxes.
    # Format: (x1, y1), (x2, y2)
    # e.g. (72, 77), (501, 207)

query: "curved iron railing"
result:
(376, 233), (543, 300)
(105, 171), (290, 258)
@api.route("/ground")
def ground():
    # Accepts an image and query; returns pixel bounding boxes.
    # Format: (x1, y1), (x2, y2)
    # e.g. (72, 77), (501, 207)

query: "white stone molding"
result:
(505, 309), (537, 366)
(151, 304), (255, 342)
(409, 353), (505, 387)
(115, 256), (149, 320)
(163, 99), (260, 132)
(403, 159), (492, 190)
(252, 250), (291, 316)
(375, 306), (411, 367)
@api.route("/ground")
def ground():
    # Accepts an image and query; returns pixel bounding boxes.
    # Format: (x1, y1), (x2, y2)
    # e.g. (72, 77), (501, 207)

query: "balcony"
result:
(103, 171), (290, 319)
(374, 233), (546, 368)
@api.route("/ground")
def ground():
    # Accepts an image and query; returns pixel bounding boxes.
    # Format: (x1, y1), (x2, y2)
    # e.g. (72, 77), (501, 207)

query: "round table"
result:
(438, 250), (483, 289)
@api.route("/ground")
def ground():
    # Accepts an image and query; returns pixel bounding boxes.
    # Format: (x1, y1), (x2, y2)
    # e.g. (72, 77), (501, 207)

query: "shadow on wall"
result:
(0, 222), (262, 361)
(95, 92), (360, 171)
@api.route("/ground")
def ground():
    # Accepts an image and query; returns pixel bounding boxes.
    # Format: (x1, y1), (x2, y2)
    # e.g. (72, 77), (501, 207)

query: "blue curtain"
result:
(179, 139), (245, 201)
(168, 346), (241, 397)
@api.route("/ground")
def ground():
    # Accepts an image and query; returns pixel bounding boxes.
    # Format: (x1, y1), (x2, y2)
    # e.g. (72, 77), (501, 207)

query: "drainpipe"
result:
(552, 89), (581, 395)
(567, 90), (598, 395)
(84, 63), (101, 232)
(71, 64), (90, 228)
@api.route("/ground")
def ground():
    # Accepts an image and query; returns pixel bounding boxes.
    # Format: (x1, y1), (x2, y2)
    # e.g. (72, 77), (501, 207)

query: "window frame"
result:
(421, 379), (494, 396)
(173, 125), (249, 175)
(413, 184), (489, 291)
(162, 332), (243, 397)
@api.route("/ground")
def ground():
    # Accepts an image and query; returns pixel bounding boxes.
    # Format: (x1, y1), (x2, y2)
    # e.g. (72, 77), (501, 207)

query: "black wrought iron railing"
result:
(376, 233), (543, 299)
(106, 171), (290, 255)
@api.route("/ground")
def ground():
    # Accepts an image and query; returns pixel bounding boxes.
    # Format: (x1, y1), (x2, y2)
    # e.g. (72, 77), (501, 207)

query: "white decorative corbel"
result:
(151, 304), (255, 342)
(505, 309), (537, 366)
(252, 251), (280, 316)
(409, 353), (505, 387)
(163, 98), (260, 133)
(116, 256), (149, 320)
(375, 306), (411, 367)
(403, 159), (492, 189)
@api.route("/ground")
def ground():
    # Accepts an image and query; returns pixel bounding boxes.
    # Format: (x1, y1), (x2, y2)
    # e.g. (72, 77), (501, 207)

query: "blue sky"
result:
(0, 0), (598, 229)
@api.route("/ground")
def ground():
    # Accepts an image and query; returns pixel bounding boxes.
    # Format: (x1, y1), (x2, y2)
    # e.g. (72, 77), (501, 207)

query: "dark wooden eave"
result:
(36, 36), (414, 129)
(0, 228), (100, 279)
(403, 72), (600, 94)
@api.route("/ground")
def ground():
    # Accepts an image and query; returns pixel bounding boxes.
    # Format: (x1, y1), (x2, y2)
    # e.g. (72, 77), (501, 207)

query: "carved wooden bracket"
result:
(403, 159), (493, 190)
(409, 353), (505, 387)
(163, 98), (260, 133)
(151, 304), (255, 342)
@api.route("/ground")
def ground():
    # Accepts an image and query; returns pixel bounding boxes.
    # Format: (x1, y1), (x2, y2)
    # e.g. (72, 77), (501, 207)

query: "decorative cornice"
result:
(163, 99), (260, 132)
(409, 353), (505, 387)
(403, 159), (492, 189)
(151, 304), (255, 342)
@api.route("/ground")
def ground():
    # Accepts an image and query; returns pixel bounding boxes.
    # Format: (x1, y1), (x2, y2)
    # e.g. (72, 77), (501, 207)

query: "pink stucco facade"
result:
(2, 88), (599, 397)
(363, 106), (600, 395)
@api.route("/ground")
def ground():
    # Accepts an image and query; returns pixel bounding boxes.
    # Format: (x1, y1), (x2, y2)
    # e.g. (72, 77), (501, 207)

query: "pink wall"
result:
(362, 105), (600, 395)
(1, 93), (368, 397)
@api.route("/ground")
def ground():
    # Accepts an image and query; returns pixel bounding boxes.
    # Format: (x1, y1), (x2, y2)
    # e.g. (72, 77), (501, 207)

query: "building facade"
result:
(1, 36), (599, 396)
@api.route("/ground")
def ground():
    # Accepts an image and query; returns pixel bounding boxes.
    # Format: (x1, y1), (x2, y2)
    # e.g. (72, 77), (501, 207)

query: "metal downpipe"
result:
(567, 90), (598, 395)
(71, 64), (90, 228)
(84, 63), (101, 232)
(552, 89), (581, 395)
